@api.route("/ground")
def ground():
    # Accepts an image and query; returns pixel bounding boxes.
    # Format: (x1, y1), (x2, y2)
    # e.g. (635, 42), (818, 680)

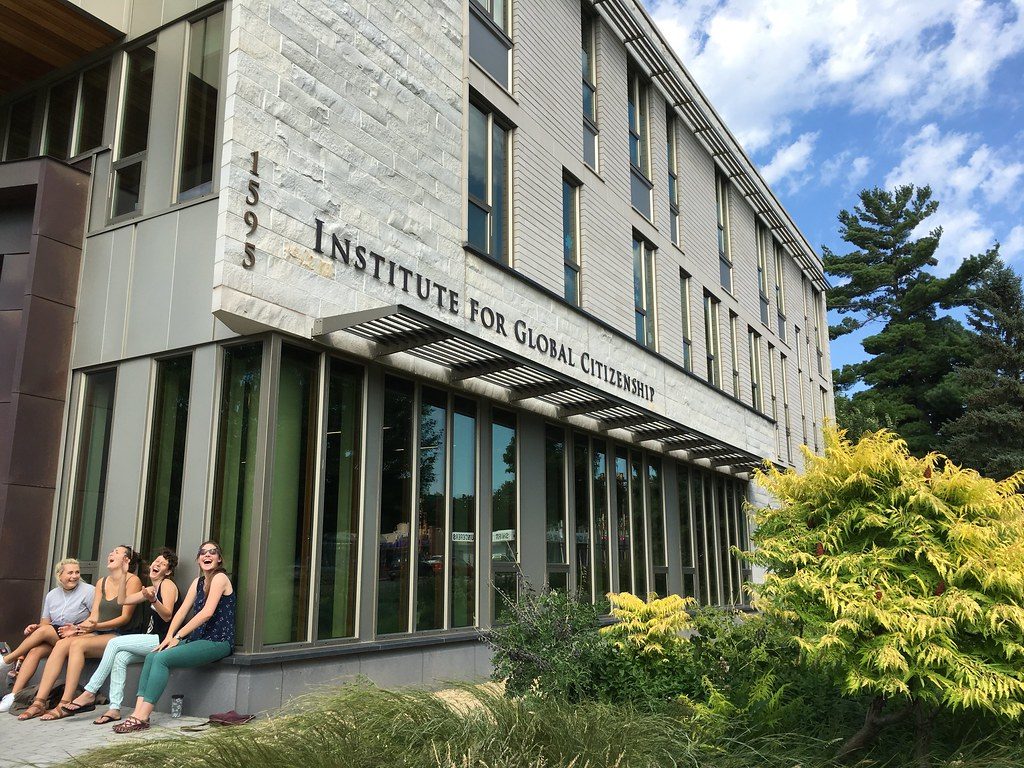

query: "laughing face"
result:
(149, 555), (172, 581)
(196, 543), (223, 573)
(107, 546), (131, 572)
(58, 563), (81, 591)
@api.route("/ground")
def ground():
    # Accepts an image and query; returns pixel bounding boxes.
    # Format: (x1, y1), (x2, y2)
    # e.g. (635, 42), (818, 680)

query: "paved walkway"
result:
(0, 711), (208, 767)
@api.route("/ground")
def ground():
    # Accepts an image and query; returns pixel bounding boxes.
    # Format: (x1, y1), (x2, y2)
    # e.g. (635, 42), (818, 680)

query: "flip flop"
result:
(93, 711), (121, 725)
(62, 701), (96, 715)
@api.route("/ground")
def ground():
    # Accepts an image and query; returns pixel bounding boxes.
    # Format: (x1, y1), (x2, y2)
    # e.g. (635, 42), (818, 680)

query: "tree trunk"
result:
(836, 696), (911, 763)
(913, 702), (936, 768)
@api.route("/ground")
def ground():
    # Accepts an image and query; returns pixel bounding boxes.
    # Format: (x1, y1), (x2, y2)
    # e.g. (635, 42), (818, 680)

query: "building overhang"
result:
(0, 0), (123, 97)
(314, 304), (770, 475)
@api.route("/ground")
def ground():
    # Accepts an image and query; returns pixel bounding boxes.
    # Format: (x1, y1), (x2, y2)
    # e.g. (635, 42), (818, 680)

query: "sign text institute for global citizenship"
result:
(313, 218), (656, 404)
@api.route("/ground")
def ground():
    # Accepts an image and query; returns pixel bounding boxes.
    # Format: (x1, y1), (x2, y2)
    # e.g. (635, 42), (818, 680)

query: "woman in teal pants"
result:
(114, 541), (235, 733)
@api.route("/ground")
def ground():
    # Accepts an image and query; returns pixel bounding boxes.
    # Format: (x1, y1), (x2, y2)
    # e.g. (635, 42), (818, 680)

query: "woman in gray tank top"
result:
(17, 546), (144, 721)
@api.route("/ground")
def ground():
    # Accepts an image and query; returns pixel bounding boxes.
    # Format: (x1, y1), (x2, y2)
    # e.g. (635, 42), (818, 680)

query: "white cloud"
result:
(820, 152), (871, 188)
(1004, 225), (1024, 261)
(884, 124), (1023, 270)
(647, 0), (1024, 153)
(761, 132), (818, 188)
(849, 157), (871, 186)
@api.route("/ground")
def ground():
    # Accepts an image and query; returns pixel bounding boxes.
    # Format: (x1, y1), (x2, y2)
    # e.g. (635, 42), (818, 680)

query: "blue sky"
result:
(646, 0), (1024, 371)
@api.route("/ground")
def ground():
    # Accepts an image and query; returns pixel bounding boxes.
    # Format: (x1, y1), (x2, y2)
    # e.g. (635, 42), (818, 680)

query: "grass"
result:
(60, 683), (1024, 768)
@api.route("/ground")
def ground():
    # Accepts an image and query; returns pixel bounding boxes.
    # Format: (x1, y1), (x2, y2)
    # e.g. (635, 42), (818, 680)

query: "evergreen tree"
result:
(748, 429), (1024, 767)
(942, 256), (1024, 479)
(824, 185), (995, 455)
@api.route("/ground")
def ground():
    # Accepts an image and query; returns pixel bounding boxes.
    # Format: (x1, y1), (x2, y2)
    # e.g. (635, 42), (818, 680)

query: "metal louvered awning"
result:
(314, 304), (767, 474)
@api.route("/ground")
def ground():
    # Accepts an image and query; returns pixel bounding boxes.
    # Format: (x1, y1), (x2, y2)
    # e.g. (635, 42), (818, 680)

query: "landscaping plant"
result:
(747, 427), (1024, 767)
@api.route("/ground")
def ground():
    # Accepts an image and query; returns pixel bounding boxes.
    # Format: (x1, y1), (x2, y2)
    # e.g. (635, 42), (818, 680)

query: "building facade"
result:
(0, 0), (833, 713)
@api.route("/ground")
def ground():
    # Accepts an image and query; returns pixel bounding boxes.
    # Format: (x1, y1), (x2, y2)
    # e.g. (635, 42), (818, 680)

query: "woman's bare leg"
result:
(60, 635), (113, 703)
(32, 637), (72, 704)
(11, 645), (50, 695)
(2, 625), (58, 665)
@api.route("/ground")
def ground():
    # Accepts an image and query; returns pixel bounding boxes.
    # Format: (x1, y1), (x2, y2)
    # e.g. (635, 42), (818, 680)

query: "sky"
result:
(645, 0), (1024, 372)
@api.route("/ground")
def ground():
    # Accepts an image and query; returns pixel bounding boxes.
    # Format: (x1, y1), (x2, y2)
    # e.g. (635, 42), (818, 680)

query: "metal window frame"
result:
(562, 173), (582, 306)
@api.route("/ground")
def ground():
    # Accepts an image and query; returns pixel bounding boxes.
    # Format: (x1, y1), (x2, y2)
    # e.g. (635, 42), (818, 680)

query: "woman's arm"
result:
(152, 580), (179, 622)
(77, 579), (104, 633)
(157, 574), (231, 651)
(117, 561), (147, 606)
(155, 579), (198, 649)
(96, 575), (143, 631)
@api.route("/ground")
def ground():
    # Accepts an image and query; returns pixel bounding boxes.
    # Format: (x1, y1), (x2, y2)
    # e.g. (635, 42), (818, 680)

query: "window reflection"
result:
(377, 377), (414, 635)
(450, 398), (477, 628)
(416, 388), (447, 631)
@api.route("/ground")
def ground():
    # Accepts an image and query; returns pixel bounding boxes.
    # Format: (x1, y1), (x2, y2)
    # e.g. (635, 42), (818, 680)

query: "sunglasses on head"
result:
(198, 547), (220, 556)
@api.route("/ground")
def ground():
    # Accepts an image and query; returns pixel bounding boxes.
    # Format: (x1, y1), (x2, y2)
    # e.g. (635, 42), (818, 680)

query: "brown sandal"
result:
(112, 715), (150, 733)
(40, 701), (73, 721)
(17, 698), (48, 721)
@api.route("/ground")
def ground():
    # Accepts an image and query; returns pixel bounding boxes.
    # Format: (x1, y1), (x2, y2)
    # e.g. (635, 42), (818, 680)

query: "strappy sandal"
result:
(112, 715), (150, 733)
(17, 698), (48, 721)
(40, 701), (73, 721)
(62, 700), (96, 715)
(93, 710), (121, 725)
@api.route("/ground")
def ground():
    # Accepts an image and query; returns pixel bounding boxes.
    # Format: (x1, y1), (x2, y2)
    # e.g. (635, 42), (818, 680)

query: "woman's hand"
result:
(24, 623), (39, 636)
(156, 635), (180, 652)
(142, 586), (157, 603)
(78, 619), (96, 633)
(56, 624), (76, 638)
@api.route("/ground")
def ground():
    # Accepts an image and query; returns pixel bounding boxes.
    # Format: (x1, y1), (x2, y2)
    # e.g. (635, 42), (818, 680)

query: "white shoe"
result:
(0, 693), (14, 713)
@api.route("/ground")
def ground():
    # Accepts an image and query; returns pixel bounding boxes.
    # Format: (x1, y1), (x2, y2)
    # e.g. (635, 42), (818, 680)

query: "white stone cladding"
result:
(213, 0), (832, 470)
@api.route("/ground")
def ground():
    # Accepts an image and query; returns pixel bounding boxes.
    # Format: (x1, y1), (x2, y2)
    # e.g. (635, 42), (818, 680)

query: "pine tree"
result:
(824, 185), (995, 456)
(942, 256), (1024, 479)
(747, 428), (1024, 767)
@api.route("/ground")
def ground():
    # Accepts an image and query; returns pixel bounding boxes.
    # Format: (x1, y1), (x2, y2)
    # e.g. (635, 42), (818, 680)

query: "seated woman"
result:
(65, 548), (182, 724)
(0, 559), (95, 713)
(17, 546), (144, 721)
(114, 541), (235, 733)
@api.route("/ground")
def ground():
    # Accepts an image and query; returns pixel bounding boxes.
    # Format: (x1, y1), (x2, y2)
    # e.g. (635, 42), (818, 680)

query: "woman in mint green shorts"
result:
(114, 541), (235, 733)
(65, 547), (181, 724)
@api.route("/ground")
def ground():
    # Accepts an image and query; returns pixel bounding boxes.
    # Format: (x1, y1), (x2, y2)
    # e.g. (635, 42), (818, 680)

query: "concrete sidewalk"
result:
(0, 710), (208, 767)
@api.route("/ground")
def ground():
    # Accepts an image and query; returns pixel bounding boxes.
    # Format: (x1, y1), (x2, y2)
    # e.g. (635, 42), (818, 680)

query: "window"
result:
(590, 440), (610, 603)
(4, 94), (37, 160)
(42, 60), (111, 161)
(667, 110), (680, 245)
(813, 289), (824, 375)
(648, 459), (667, 597)
(140, 355), (192, 558)
(545, 425), (568, 589)
(178, 11), (223, 200)
(683, 468), (750, 606)
(820, 386), (830, 428)
(111, 43), (157, 219)
(632, 235), (656, 349)
(767, 344), (779, 455)
(729, 311), (740, 398)
(581, 9), (598, 168)
(67, 369), (117, 565)
(780, 354), (793, 463)
(773, 241), (787, 341)
(469, 0), (511, 88)
(76, 61), (110, 154)
(704, 292), (721, 388)
(210, 342), (263, 643)
(613, 448), (631, 593)
(43, 77), (78, 161)
(563, 174), (581, 305)
(572, 433), (591, 597)
(756, 224), (770, 325)
(627, 64), (652, 219)
(676, 467), (697, 599)
(715, 170), (732, 292)
(450, 397), (477, 628)
(491, 408), (518, 623)
(679, 269), (692, 372)
(467, 101), (509, 264)
(749, 328), (763, 412)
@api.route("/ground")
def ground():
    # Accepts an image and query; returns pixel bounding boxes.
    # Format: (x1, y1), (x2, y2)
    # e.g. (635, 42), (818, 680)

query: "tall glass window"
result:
(703, 473), (720, 605)
(210, 342), (263, 641)
(648, 460), (666, 597)
(76, 61), (110, 155)
(43, 77), (78, 161)
(774, 241), (787, 341)
(667, 110), (680, 245)
(111, 43), (156, 219)
(677, 467), (697, 599)
(4, 95), (37, 160)
(318, 359), (363, 640)
(581, 9), (598, 168)
(573, 433), (592, 598)
(178, 11), (223, 200)
(416, 388), (448, 631)
(729, 312), (740, 398)
(781, 353), (793, 463)
(632, 235), (656, 349)
(627, 65), (652, 219)
(263, 346), (319, 645)
(563, 175), (581, 306)
(679, 269), (692, 371)
(377, 377), (414, 635)
(591, 442), (610, 603)
(491, 408), (518, 623)
(140, 355), (192, 557)
(749, 328), (763, 412)
(451, 398), (477, 628)
(757, 224), (770, 324)
(813, 289), (825, 375)
(692, 470), (709, 605)
(614, 449), (631, 594)
(715, 170), (732, 292)
(468, 102), (509, 264)
(629, 452), (647, 595)
(67, 370), (117, 563)
(704, 292), (721, 388)
(469, 0), (511, 88)
(544, 425), (568, 589)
